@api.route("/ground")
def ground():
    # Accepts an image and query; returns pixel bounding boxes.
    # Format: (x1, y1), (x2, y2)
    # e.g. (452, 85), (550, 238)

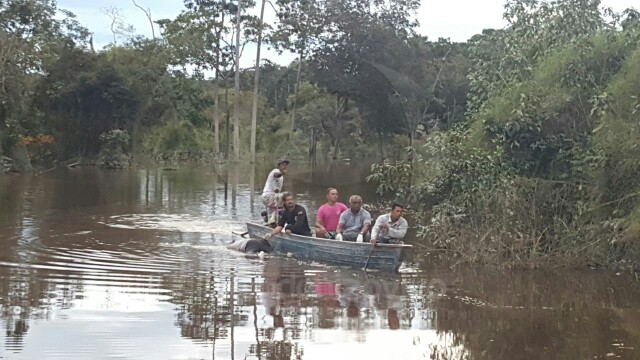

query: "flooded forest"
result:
(2, 0), (640, 358)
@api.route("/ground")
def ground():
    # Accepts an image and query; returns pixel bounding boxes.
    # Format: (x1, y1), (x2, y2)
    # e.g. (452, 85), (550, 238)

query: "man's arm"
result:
(274, 169), (286, 178)
(266, 225), (283, 239)
(336, 212), (346, 234)
(371, 215), (384, 240)
(360, 211), (373, 235)
(265, 211), (288, 239)
(387, 218), (408, 239)
(277, 210), (287, 228)
(315, 208), (325, 230)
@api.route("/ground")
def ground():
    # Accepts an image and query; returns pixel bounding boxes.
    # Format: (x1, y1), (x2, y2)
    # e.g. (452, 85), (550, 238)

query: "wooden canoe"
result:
(246, 222), (412, 272)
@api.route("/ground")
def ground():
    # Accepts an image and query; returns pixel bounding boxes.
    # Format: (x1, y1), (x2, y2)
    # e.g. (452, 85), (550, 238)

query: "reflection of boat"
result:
(261, 258), (414, 333)
(246, 222), (412, 272)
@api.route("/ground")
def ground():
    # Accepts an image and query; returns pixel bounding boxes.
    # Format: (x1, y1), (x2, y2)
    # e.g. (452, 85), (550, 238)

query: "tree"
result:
(159, 0), (232, 157)
(467, 0), (610, 115)
(0, 0), (89, 154)
(272, 0), (326, 140)
(159, 0), (257, 160)
(293, 83), (361, 160)
(303, 0), (422, 156)
(101, 6), (135, 45)
(233, 0), (242, 161)
(35, 48), (138, 157)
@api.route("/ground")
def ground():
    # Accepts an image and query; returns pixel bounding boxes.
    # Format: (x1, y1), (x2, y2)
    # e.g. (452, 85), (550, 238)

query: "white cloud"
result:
(416, 0), (506, 42)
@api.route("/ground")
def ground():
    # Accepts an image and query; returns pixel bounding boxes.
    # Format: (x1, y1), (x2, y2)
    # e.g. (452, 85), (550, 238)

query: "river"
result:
(0, 164), (639, 359)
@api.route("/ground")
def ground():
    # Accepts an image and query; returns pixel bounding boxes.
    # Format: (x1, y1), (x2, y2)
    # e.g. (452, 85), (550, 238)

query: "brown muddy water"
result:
(0, 164), (639, 360)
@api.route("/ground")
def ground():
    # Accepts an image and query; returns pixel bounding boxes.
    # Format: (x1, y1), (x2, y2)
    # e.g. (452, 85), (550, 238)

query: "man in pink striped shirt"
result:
(315, 187), (348, 239)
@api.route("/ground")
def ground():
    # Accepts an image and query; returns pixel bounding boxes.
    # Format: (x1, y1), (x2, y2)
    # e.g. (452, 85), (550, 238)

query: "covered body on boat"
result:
(246, 222), (412, 272)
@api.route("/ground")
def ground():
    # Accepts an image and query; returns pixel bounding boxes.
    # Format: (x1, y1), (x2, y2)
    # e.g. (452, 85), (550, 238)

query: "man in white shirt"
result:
(262, 159), (289, 224)
(371, 203), (408, 246)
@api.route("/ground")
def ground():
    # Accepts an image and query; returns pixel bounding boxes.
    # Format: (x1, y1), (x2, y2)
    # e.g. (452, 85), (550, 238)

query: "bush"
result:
(98, 130), (132, 169)
(14, 134), (56, 170)
(591, 49), (640, 242)
(366, 126), (635, 268)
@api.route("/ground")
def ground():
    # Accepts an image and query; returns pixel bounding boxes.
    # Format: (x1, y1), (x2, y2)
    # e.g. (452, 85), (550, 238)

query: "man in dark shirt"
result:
(265, 192), (312, 238)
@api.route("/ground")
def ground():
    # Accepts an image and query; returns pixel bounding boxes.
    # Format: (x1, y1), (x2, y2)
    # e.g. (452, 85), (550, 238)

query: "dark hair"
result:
(326, 187), (337, 195)
(282, 191), (294, 201)
(391, 202), (404, 211)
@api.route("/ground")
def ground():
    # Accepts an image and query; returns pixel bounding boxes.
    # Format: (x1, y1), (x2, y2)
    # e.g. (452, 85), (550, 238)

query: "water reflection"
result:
(1, 166), (640, 359)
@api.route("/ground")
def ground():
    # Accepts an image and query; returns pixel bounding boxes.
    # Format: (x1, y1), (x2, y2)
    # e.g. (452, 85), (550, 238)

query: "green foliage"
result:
(472, 26), (640, 180)
(15, 134), (56, 169)
(292, 83), (363, 159)
(142, 121), (215, 162)
(35, 48), (138, 158)
(367, 4), (640, 268)
(591, 49), (640, 231)
(98, 130), (131, 169)
(467, 0), (611, 115)
(0, 0), (89, 161)
(368, 126), (513, 233)
(103, 40), (180, 129)
(10, 146), (32, 172)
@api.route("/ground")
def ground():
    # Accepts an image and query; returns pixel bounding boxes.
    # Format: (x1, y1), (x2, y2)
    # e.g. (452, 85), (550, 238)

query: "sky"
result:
(57, 0), (639, 69)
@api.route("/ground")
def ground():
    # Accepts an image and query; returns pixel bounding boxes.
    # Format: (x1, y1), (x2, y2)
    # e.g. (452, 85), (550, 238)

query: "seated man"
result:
(335, 195), (372, 242)
(265, 192), (312, 239)
(315, 187), (348, 239)
(371, 203), (408, 246)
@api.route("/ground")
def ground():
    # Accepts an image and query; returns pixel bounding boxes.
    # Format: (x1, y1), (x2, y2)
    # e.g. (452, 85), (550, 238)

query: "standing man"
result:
(371, 203), (408, 246)
(335, 195), (372, 242)
(262, 159), (289, 224)
(315, 187), (348, 239)
(265, 192), (312, 238)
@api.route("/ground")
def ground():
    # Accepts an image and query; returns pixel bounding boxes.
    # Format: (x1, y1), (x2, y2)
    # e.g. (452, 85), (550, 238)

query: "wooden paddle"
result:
(362, 244), (375, 272)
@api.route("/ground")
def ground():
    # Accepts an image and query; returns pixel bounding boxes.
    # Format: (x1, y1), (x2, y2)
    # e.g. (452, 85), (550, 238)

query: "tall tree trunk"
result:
(225, 83), (230, 161)
(212, 78), (220, 154)
(379, 131), (386, 160)
(289, 47), (304, 139)
(330, 95), (347, 160)
(233, 0), (242, 161)
(212, 12), (225, 156)
(250, 0), (266, 164)
(309, 127), (317, 165)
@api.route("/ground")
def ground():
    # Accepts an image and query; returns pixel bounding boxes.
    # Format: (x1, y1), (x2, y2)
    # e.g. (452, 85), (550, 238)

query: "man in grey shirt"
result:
(335, 195), (372, 242)
(371, 203), (408, 246)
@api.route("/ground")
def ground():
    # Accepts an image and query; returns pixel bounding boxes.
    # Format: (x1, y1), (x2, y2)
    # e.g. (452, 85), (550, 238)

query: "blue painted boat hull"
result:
(246, 222), (412, 272)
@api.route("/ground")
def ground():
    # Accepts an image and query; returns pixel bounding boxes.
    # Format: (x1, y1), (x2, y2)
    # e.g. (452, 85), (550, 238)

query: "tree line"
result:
(0, 0), (468, 170)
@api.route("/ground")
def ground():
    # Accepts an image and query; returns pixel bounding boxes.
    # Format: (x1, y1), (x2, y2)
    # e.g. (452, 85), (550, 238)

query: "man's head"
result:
(390, 202), (404, 221)
(282, 192), (295, 210)
(326, 187), (338, 204)
(277, 159), (289, 171)
(349, 195), (363, 213)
